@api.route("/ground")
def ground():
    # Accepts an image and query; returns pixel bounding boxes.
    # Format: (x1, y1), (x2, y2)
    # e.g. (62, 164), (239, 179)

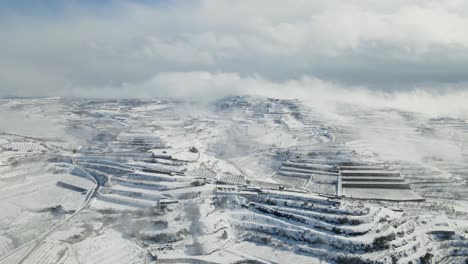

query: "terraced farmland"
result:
(0, 97), (467, 264)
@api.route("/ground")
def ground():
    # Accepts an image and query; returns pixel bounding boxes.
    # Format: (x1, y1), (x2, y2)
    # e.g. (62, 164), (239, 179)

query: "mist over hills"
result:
(1, 1), (468, 263)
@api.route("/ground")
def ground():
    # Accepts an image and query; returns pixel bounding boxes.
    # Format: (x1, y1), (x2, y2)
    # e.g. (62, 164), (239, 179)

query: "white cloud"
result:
(1, 0), (468, 98)
(59, 71), (468, 119)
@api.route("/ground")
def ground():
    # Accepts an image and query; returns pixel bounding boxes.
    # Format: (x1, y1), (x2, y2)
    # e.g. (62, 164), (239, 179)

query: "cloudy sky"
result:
(1, 0), (468, 99)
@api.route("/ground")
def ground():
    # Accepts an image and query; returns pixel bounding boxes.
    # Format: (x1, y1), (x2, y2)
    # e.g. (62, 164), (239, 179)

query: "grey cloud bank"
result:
(1, 0), (468, 101)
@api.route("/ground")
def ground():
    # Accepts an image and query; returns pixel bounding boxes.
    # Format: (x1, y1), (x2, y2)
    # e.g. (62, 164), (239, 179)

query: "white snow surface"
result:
(0, 96), (467, 264)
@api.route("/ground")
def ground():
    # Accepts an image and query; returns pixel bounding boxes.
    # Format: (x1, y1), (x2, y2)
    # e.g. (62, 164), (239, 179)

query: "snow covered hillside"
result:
(0, 96), (467, 264)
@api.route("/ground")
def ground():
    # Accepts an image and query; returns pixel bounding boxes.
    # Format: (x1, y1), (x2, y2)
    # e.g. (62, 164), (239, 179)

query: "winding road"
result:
(0, 156), (98, 264)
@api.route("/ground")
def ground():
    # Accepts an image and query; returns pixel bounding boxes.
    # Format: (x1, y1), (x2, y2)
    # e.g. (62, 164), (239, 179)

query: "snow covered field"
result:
(0, 97), (467, 264)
